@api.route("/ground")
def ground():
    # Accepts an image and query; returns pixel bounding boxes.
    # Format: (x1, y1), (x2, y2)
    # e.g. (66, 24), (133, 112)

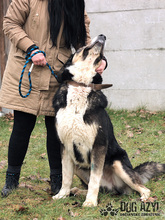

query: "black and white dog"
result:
(52, 35), (165, 207)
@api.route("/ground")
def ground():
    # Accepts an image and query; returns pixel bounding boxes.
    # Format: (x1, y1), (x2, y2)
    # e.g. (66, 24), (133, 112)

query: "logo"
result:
(100, 203), (119, 217)
(100, 201), (161, 217)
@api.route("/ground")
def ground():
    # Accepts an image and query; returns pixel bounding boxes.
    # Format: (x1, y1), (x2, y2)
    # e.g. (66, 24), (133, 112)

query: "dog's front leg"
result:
(83, 145), (106, 207)
(53, 146), (74, 200)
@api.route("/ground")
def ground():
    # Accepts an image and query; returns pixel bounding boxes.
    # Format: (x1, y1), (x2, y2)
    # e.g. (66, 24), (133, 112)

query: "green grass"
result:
(0, 109), (165, 220)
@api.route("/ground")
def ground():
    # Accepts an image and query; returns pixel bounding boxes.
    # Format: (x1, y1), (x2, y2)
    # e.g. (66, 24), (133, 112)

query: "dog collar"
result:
(66, 80), (113, 91)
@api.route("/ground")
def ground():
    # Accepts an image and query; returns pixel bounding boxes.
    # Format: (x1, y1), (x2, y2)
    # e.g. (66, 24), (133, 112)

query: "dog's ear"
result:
(92, 73), (103, 84)
(60, 69), (73, 82)
(56, 55), (74, 83)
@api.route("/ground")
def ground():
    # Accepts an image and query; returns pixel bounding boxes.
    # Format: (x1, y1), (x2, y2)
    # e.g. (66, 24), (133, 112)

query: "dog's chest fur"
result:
(56, 85), (98, 167)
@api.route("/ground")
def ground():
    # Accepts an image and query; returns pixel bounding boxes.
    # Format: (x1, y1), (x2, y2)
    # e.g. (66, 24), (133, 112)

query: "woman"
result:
(0, 0), (107, 197)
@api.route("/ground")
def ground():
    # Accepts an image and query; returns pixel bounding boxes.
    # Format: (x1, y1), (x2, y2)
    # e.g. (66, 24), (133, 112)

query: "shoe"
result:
(50, 174), (62, 195)
(1, 172), (20, 197)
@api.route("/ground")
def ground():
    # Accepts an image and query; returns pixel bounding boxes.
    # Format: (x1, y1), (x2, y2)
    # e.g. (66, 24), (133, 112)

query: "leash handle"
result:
(19, 50), (58, 98)
(29, 63), (34, 72)
(19, 61), (34, 98)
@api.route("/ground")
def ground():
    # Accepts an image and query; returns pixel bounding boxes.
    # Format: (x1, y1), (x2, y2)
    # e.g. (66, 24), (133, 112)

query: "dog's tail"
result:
(134, 162), (165, 184)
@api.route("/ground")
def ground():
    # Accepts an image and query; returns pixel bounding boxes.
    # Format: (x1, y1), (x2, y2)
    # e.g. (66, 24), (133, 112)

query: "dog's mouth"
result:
(89, 34), (106, 53)
(82, 34), (106, 60)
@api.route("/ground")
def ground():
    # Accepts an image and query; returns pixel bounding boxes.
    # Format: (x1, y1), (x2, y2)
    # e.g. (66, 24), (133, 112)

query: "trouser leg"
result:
(45, 116), (62, 173)
(45, 116), (62, 195)
(2, 110), (36, 197)
(7, 110), (36, 171)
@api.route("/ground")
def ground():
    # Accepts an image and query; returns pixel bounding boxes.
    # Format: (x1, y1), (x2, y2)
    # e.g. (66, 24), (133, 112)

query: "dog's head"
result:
(59, 34), (106, 85)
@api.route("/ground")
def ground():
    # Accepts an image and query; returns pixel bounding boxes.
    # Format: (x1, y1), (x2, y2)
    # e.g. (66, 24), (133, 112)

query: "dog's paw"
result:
(83, 199), (97, 207)
(140, 189), (151, 202)
(70, 187), (80, 196)
(52, 189), (70, 200)
(70, 187), (87, 196)
(100, 208), (108, 216)
(52, 193), (66, 200)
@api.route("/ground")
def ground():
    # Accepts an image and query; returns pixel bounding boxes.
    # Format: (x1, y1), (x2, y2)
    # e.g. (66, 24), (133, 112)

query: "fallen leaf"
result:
(27, 175), (37, 181)
(125, 125), (131, 128)
(19, 182), (26, 188)
(158, 131), (163, 135)
(40, 153), (46, 159)
(150, 111), (157, 115)
(118, 139), (123, 144)
(135, 149), (141, 155)
(127, 131), (134, 138)
(57, 217), (66, 220)
(0, 160), (7, 169)
(72, 201), (81, 208)
(39, 177), (49, 182)
(68, 209), (79, 217)
(5, 113), (14, 120)
(151, 150), (158, 154)
(19, 182), (34, 191)
(140, 115), (146, 119)
(35, 197), (46, 202)
(15, 206), (28, 213)
(25, 184), (34, 191)
(35, 191), (44, 196)
(140, 109), (145, 113)
(161, 196), (165, 202)
(135, 128), (143, 134)
(43, 187), (52, 195)
(136, 132), (142, 135)
(129, 113), (137, 117)
(147, 196), (158, 202)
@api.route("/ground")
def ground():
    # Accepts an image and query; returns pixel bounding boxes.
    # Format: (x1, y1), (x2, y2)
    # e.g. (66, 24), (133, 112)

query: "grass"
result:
(0, 109), (165, 220)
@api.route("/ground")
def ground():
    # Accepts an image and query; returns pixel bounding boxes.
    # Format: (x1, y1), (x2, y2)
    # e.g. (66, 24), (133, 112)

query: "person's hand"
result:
(31, 49), (47, 66)
(96, 59), (106, 74)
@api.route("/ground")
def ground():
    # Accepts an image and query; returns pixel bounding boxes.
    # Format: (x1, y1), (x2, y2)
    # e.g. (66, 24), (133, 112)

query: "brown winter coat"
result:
(0, 0), (91, 116)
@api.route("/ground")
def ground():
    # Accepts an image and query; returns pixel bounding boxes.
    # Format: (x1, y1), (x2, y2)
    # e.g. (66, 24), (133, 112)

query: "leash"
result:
(19, 46), (58, 98)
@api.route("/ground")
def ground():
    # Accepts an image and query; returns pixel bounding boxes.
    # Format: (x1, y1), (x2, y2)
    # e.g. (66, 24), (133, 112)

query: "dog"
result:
(52, 34), (165, 207)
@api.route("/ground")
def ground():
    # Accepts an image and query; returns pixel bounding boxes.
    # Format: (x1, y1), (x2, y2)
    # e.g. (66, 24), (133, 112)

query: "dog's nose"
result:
(99, 34), (106, 40)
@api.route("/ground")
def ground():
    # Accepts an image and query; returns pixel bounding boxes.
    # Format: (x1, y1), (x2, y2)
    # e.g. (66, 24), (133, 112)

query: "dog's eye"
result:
(83, 49), (89, 60)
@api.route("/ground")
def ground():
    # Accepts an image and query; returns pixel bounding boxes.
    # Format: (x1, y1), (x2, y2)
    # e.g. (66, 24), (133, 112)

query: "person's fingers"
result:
(31, 50), (47, 66)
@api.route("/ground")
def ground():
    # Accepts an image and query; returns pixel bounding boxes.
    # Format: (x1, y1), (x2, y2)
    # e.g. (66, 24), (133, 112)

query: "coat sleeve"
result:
(84, 11), (91, 45)
(3, 0), (34, 52)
